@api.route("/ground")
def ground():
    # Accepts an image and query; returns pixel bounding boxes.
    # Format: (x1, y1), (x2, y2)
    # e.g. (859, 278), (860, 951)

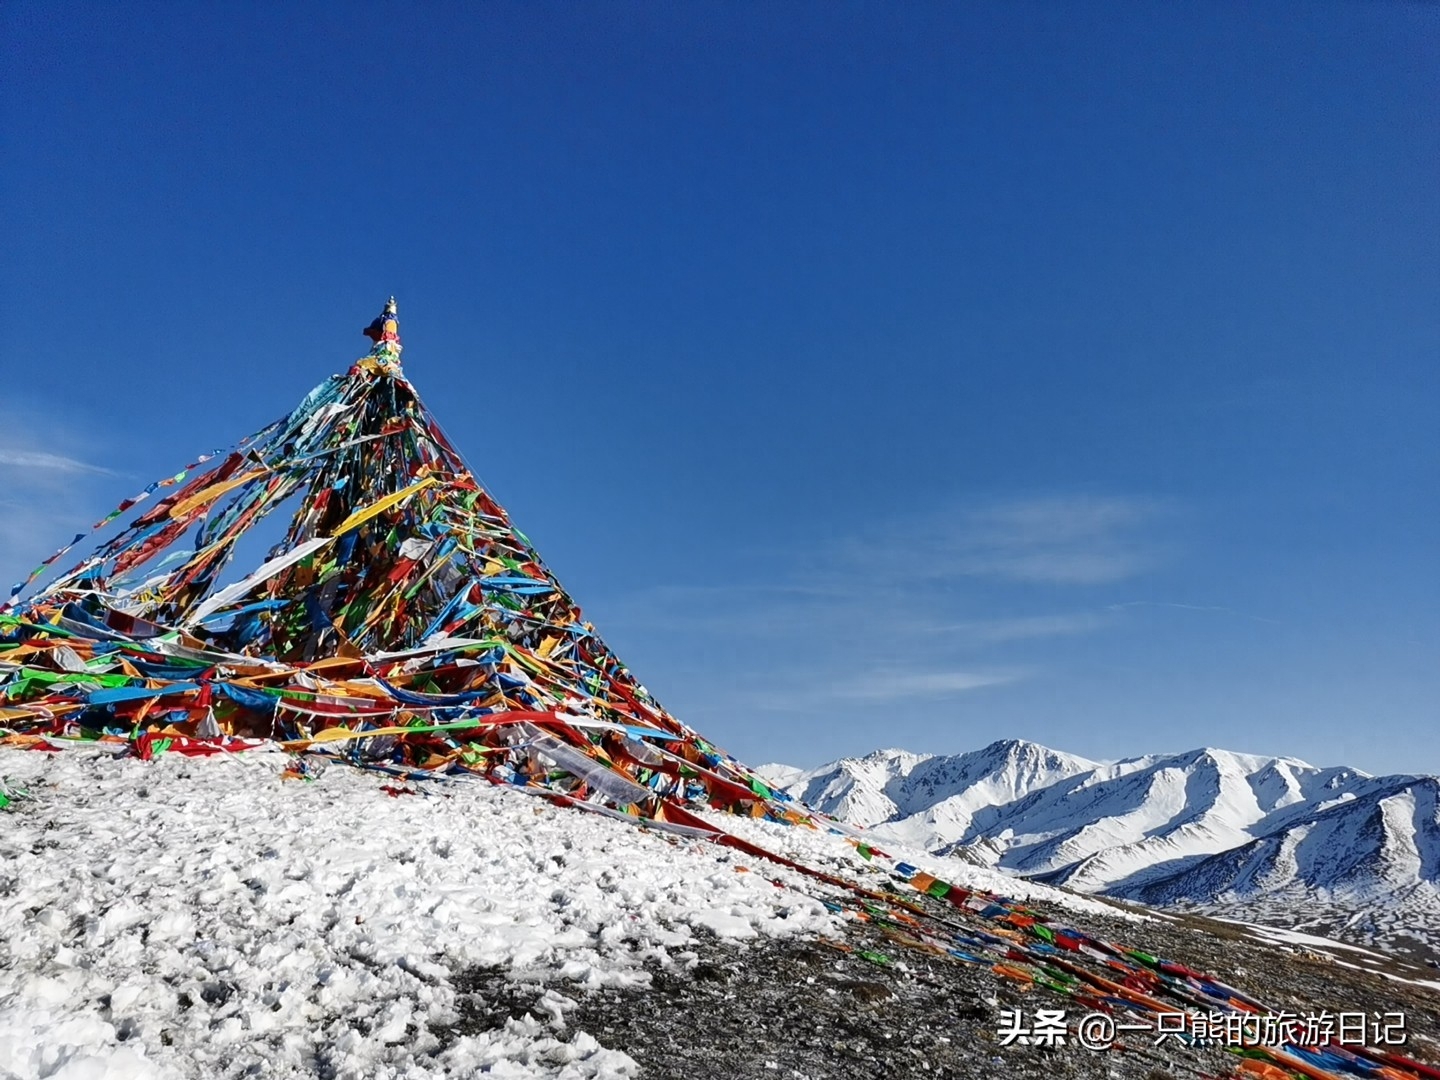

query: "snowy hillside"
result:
(756, 739), (1096, 844)
(1128, 775), (1440, 959)
(0, 745), (1126, 1080)
(763, 740), (1440, 958)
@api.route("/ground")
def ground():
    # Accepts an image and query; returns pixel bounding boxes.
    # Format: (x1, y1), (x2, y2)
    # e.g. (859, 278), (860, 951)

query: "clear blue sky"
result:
(3, 2), (1436, 776)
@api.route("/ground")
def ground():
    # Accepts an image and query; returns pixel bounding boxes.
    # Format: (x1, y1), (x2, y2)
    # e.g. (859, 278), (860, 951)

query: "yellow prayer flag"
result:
(330, 476), (438, 537)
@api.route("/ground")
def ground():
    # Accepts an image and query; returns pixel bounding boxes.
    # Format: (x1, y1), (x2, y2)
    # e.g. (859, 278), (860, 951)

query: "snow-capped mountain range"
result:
(758, 740), (1440, 960)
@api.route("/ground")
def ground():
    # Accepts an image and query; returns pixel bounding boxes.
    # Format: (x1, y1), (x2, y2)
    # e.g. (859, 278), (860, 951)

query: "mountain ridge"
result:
(758, 738), (1440, 961)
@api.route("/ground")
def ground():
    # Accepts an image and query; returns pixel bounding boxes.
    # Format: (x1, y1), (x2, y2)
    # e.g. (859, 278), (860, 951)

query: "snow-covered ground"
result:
(1, 748), (845, 1080)
(0, 746), (1115, 1080)
(696, 805), (1131, 922)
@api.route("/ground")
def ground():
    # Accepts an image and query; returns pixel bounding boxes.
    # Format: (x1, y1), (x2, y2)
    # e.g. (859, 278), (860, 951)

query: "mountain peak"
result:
(764, 738), (1440, 958)
(979, 737), (1062, 761)
(858, 747), (932, 766)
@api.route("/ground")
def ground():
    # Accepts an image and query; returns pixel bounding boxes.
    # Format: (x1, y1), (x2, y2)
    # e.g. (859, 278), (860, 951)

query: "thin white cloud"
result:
(1107, 600), (1281, 626)
(600, 582), (852, 636)
(860, 494), (1175, 586)
(0, 445), (119, 590)
(935, 612), (1112, 643)
(613, 587), (1117, 644)
(836, 669), (1017, 701)
(744, 668), (1020, 712)
(581, 492), (1172, 729)
(0, 449), (116, 476)
(961, 550), (1142, 585)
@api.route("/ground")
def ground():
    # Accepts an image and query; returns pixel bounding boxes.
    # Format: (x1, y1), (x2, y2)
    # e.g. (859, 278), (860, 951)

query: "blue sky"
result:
(3, 2), (1436, 776)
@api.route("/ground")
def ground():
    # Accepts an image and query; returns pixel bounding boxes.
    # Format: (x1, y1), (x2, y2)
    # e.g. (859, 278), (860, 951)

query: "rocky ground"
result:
(439, 891), (1440, 1080)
